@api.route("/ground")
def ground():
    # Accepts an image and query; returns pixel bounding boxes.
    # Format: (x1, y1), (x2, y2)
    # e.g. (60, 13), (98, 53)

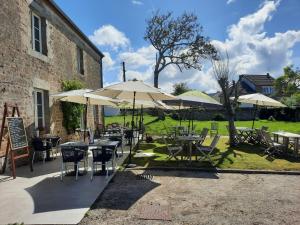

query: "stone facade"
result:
(0, 0), (104, 152)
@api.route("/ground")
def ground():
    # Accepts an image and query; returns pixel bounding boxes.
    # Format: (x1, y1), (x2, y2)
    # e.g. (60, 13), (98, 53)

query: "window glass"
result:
(32, 13), (42, 53)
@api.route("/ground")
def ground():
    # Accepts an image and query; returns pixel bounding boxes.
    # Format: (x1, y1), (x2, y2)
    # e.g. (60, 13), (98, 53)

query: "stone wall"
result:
(0, 0), (103, 156)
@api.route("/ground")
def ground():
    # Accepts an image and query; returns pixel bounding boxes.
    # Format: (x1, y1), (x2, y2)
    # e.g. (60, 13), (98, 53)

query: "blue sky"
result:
(54, 0), (300, 93)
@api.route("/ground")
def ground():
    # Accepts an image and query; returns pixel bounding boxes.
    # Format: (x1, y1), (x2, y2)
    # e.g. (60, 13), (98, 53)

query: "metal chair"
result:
(261, 131), (284, 157)
(162, 135), (183, 160)
(60, 147), (86, 181)
(49, 136), (61, 158)
(91, 147), (115, 180)
(210, 121), (219, 137)
(196, 134), (220, 163)
(31, 137), (51, 164)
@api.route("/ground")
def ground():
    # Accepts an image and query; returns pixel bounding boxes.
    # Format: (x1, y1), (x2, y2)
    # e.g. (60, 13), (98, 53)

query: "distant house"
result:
(214, 73), (276, 107)
(238, 73), (275, 96)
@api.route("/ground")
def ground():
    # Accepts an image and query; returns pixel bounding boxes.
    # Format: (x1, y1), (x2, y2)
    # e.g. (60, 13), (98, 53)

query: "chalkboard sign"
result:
(7, 117), (28, 150)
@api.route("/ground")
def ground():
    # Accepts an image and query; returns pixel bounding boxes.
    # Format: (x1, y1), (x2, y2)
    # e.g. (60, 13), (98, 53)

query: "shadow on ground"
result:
(91, 171), (161, 210)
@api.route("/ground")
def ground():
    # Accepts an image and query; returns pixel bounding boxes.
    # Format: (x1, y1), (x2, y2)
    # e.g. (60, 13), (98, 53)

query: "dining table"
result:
(177, 135), (201, 163)
(89, 139), (119, 175)
(272, 131), (300, 155)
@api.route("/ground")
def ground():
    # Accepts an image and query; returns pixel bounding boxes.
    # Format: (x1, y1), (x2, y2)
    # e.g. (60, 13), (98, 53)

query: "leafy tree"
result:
(144, 11), (217, 88)
(274, 66), (300, 96)
(172, 82), (191, 95)
(61, 80), (84, 134)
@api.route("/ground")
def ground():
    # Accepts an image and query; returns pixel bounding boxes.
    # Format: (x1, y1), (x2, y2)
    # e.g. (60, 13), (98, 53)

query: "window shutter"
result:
(41, 17), (48, 56)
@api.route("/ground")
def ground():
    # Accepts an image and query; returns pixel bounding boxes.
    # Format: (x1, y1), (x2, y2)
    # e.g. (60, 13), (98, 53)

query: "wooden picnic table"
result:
(272, 131), (300, 154)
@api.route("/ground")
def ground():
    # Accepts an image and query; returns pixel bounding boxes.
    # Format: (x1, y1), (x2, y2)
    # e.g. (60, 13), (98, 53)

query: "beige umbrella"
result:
(52, 89), (119, 106)
(92, 80), (176, 163)
(234, 93), (286, 128)
(52, 89), (120, 140)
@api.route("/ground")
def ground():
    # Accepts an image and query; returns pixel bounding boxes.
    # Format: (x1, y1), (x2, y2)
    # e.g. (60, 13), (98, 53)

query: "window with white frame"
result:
(32, 13), (42, 53)
(262, 86), (274, 95)
(34, 89), (45, 129)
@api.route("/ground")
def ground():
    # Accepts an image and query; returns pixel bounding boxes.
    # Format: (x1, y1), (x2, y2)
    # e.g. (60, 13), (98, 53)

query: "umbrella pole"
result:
(129, 91), (136, 164)
(188, 107), (191, 134)
(179, 104), (181, 126)
(123, 107), (126, 127)
(252, 105), (257, 129)
(84, 98), (88, 142)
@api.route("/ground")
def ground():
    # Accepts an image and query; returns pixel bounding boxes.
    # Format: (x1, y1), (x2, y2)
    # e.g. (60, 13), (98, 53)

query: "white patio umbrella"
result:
(92, 80), (177, 163)
(234, 93), (286, 128)
(52, 89), (120, 140)
(164, 90), (222, 130)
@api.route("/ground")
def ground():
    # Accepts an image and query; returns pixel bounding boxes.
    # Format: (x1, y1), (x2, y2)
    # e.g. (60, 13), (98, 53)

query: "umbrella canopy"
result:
(118, 100), (172, 109)
(92, 80), (176, 165)
(92, 80), (176, 101)
(51, 89), (119, 106)
(234, 93), (286, 108)
(163, 90), (222, 108)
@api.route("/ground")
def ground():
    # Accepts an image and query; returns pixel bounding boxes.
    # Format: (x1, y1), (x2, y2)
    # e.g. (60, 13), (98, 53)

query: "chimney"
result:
(266, 73), (270, 78)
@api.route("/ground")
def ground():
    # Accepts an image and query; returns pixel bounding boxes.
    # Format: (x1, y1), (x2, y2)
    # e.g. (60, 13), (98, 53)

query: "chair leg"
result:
(32, 152), (35, 165)
(90, 162), (94, 181)
(105, 162), (108, 179)
(60, 162), (64, 181)
(43, 151), (46, 164)
(75, 163), (79, 181)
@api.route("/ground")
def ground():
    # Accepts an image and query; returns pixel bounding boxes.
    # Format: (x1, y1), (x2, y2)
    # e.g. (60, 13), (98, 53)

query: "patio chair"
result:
(91, 147), (115, 180)
(196, 127), (209, 146)
(195, 134), (220, 163)
(210, 121), (219, 137)
(261, 130), (284, 157)
(31, 137), (52, 164)
(162, 135), (183, 160)
(49, 136), (61, 158)
(60, 147), (86, 181)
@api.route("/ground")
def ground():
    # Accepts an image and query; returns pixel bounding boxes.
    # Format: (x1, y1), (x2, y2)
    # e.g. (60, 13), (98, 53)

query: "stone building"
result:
(0, 0), (104, 146)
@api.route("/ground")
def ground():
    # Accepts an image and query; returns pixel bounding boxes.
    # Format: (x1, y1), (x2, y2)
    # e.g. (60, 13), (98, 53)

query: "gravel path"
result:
(80, 170), (300, 225)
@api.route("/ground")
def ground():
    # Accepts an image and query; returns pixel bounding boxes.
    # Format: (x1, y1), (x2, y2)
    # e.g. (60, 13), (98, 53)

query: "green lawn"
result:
(131, 137), (300, 171)
(105, 114), (300, 136)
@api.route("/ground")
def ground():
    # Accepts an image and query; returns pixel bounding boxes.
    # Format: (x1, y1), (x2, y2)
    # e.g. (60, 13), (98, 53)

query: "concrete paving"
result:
(0, 146), (129, 225)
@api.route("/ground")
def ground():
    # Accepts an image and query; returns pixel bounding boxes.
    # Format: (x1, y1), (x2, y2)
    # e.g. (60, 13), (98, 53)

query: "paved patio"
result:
(0, 146), (129, 224)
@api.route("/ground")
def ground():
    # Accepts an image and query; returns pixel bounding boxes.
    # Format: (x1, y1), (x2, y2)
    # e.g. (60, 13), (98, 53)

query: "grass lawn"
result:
(105, 114), (300, 136)
(131, 137), (300, 171)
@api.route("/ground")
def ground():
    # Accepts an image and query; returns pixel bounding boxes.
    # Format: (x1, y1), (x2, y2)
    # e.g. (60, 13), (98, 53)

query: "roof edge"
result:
(47, 0), (104, 58)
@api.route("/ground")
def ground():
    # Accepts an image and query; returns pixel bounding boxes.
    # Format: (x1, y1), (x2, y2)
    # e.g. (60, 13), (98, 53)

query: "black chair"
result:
(31, 137), (52, 164)
(60, 147), (86, 180)
(49, 136), (61, 158)
(124, 130), (133, 145)
(91, 147), (114, 180)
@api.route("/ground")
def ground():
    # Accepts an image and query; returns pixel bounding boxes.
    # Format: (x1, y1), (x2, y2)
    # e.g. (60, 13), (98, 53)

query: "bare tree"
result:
(212, 53), (239, 146)
(145, 11), (217, 88)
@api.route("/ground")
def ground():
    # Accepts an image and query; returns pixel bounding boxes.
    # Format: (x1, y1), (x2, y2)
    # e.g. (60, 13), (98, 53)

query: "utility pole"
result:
(122, 62), (126, 82)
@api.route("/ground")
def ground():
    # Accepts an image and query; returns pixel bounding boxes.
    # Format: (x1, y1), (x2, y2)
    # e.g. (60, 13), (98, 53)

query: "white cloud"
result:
(212, 0), (300, 79)
(89, 25), (130, 50)
(226, 0), (236, 5)
(119, 45), (157, 69)
(132, 0), (143, 5)
(102, 52), (115, 70)
(105, 0), (300, 94)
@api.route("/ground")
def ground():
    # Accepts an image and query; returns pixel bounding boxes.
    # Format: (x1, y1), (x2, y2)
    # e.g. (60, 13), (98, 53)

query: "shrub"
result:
(268, 115), (276, 121)
(213, 114), (226, 121)
(60, 80), (84, 134)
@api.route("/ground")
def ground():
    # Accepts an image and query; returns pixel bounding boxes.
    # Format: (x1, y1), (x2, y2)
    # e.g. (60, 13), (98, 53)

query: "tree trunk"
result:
(154, 70), (159, 88)
(222, 89), (237, 147)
